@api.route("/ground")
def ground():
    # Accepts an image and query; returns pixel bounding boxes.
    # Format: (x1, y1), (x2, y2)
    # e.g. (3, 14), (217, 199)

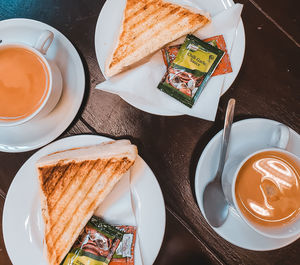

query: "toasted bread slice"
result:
(105, 0), (210, 77)
(36, 140), (137, 265)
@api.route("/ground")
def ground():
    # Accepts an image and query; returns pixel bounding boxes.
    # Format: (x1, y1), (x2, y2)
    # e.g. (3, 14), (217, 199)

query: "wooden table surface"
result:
(0, 0), (299, 264)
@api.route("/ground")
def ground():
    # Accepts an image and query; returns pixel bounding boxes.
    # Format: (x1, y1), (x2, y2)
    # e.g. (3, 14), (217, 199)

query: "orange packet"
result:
(204, 35), (232, 76)
(110, 226), (137, 265)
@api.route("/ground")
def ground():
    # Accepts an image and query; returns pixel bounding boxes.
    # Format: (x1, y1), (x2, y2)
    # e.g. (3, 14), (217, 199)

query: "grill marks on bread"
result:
(110, 2), (182, 66)
(106, 0), (210, 76)
(53, 158), (132, 264)
(38, 158), (132, 263)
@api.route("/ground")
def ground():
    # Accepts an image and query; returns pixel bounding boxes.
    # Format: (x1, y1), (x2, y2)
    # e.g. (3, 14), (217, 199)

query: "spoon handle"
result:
(217, 99), (235, 180)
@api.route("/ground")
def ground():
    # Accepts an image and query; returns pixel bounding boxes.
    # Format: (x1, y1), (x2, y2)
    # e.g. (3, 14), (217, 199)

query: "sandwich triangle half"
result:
(105, 0), (210, 77)
(36, 140), (137, 265)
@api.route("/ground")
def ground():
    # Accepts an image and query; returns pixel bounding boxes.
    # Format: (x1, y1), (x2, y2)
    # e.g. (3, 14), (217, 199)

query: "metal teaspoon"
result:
(203, 98), (235, 227)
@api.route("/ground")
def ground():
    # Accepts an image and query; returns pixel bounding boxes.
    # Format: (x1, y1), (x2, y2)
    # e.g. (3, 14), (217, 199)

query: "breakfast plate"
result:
(0, 19), (85, 153)
(195, 118), (300, 250)
(3, 135), (166, 265)
(95, 0), (245, 116)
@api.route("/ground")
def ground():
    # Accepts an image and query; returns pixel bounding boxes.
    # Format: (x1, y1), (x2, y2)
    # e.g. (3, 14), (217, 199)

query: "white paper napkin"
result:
(94, 171), (143, 264)
(96, 4), (243, 120)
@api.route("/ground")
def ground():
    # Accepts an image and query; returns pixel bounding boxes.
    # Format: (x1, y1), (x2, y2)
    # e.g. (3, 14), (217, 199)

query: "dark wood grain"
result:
(0, 200), (9, 264)
(247, 0), (300, 45)
(0, 0), (299, 265)
(154, 208), (222, 265)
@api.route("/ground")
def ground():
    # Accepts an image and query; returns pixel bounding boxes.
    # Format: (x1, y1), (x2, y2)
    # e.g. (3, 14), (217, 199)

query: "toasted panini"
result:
(105, 0), (210, 77)
(36, 140), (137, 265)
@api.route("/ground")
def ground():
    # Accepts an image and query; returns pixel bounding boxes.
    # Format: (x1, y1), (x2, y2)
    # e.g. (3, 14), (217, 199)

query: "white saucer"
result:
(195, 118), (300, 250)
(95, 0), (245, 116)
(3, 135), (166, 265)
(0, 19), (85, 153)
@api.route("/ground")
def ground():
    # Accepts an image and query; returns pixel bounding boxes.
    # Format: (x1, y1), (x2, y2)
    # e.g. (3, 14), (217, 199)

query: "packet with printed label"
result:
(158, 34), (224, 107)
(61, 216), (124, 265)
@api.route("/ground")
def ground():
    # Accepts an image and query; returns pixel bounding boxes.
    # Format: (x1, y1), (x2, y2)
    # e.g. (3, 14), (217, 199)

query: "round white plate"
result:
(95, 0), (245, 116)
(0, 19), (85, 152)
(195, 118), (300, 250)
(3, 135), (166, 265)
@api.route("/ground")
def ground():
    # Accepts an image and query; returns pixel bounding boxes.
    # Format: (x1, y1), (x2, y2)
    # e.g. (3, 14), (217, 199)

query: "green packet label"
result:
(174, 41), (218, 73)
(158, 34), (224, 108)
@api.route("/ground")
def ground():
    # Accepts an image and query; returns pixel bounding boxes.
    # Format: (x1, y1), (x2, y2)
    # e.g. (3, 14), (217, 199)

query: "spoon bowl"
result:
(203, 176), (229, 227)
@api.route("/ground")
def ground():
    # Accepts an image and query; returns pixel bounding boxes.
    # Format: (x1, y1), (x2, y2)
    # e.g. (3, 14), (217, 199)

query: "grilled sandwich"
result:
(105, 0), (210, 77)
(36, 140), (138, 265)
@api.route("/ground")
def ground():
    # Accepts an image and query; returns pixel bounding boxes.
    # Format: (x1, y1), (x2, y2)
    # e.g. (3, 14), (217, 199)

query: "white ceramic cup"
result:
(223, 124), (300, 238)
(0, 30), (62, 127)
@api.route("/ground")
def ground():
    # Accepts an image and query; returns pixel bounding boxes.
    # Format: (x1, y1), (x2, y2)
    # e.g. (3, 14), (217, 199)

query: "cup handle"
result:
(270, 124), (290, 149)
(34, 30), (54, 55)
